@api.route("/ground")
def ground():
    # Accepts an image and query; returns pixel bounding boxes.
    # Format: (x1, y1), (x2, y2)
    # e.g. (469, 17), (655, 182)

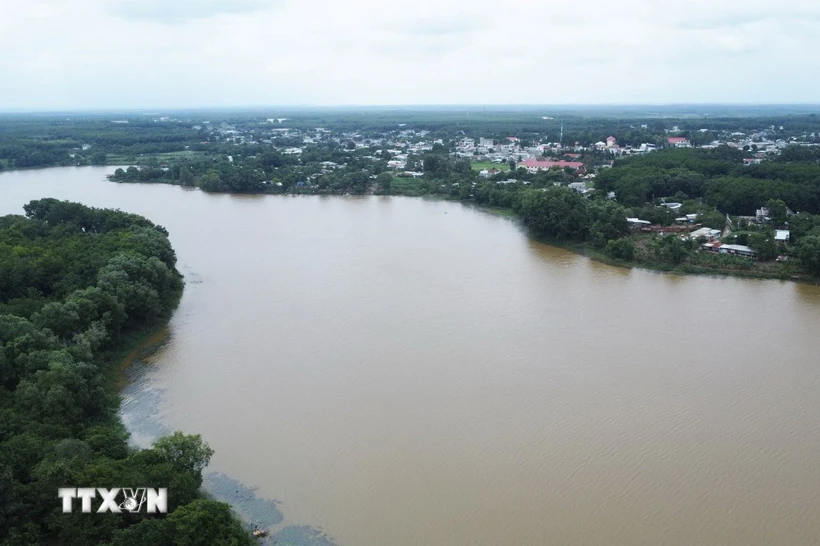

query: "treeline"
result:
(0, 200), (251, 545)
(108, 145), (390, 194)
(0, 117), (202, 169)
(596, 146), (820, 214)
(412, 151), (820, 276)
(474, 185), (820, 276)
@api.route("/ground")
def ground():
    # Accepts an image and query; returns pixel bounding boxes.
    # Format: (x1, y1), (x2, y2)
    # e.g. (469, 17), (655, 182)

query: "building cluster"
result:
(180, 117), (820, 184)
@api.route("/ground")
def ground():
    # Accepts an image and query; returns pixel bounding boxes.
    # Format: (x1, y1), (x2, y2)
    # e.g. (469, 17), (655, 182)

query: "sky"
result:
(1, 0), (820, 110)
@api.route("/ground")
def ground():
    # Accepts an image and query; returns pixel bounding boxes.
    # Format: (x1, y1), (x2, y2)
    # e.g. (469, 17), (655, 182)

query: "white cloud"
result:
(0, 0), (819, 109)
(109, 0), (277, 23)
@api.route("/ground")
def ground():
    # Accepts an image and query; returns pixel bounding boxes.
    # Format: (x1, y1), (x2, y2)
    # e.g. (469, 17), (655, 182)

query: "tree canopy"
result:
(0, 200), (250, 545)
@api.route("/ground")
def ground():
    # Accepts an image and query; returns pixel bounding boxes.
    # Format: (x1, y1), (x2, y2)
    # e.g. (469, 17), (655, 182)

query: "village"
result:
(123, 114), (819, 268)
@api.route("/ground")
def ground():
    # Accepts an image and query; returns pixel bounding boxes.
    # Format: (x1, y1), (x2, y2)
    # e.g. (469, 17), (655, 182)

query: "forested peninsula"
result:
(0, 200), (252, 545)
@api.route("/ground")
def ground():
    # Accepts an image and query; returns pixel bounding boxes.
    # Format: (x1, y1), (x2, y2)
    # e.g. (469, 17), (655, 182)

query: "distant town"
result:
(3, 108), (820, 280)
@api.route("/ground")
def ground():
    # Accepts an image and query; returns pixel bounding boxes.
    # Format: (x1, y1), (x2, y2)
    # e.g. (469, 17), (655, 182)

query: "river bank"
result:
(118, 332), (341, 546)
(102, 168), (818, 285)
(473, 203), (819, 285)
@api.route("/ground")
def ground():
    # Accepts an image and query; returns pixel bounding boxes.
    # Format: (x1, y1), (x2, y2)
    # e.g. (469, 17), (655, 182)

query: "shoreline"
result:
(473, 203), (819, 285)
(3, 165), (814, 286)
(112, 287), (339, 545)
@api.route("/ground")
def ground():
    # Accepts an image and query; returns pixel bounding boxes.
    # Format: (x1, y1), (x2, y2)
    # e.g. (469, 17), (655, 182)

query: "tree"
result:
(168, 499), (252, 546)
(344, 171), (369, 194)
(421, 154), (448, 177)
(405, 153), (421, 171)
(32, 301), (82, 340)
(519, 187), (590, 241)
(376, 172), (392, 193)
(198, 171), (222, 192)
(605, 238), (635, 261)
(152, 432), (214, 482)
(616, 176), (651, 206)
(747, 231), (777, 261)
(106, 518), (175, 546)
(699, 210), (726, 231)
(765, 199), (788, 226)
(655, 235), (689, 265)
(0, 200), (249, 545)
(90, 152), (107, 165)
(797, 235), (820, 275)
(178, 167), (194, 187)
(588, 200), (628, 247)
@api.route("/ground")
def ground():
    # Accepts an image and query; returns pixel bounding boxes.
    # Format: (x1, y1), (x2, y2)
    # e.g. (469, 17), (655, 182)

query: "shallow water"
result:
(3, 167), (820, 545)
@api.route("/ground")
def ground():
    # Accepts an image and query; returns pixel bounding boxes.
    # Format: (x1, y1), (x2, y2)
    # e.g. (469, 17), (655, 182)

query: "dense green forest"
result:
(595, 146), (820, 213)
(0, 200), (251, 545)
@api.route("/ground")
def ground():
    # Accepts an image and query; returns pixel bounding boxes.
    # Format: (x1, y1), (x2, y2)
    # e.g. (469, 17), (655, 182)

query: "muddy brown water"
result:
(3, 167), (820, 545)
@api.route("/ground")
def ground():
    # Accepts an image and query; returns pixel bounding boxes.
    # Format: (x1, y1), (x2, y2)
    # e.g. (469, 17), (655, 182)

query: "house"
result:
(635, 143), (657, 154)
(702, 242), (757, 258)
(775, 230), (790, 244)
(689, 227), (722, 241)
(743, 158), (763, 166)
(626, 217), (651, 229)
(606, 136), (617, 147)
(664, 202), (682, 212)
(518, 159), (586, 173)
(675, 214), (699, 224)
(667, 137), (691, 148)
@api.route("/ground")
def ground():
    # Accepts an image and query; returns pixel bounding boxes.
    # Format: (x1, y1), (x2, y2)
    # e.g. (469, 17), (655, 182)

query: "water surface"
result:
(3, 167), (820, 545)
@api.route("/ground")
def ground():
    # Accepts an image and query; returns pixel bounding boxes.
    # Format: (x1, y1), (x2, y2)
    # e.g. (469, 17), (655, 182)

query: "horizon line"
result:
(3, 102), (820, 115)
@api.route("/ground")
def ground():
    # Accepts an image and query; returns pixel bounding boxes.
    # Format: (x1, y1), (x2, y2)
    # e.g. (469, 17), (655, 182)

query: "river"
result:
(3, 167), (820, 545)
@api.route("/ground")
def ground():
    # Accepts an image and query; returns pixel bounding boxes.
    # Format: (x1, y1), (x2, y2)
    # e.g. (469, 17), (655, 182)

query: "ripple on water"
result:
(271, 526), (339, 546)
(203, 472), (284, 528)
(121, 358), (336, 545)
(119, 359), (171, 448)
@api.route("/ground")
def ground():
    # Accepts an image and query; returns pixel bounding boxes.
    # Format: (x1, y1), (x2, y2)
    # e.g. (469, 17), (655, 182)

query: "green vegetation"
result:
(389, 177), (428, 196)
(0, 200), (251, 545)
(595, 146), (820, 214)
(470, 161), (509, 172)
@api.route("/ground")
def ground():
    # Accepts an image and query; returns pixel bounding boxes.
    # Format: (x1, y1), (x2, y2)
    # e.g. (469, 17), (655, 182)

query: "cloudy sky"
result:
(1, 0), (819, 110)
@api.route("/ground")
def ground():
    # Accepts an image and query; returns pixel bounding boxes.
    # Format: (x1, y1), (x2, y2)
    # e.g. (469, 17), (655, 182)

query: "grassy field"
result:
(390, 176), (429, 196)
(471, 161), (509, 172)
(106, 150), (207, 165)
